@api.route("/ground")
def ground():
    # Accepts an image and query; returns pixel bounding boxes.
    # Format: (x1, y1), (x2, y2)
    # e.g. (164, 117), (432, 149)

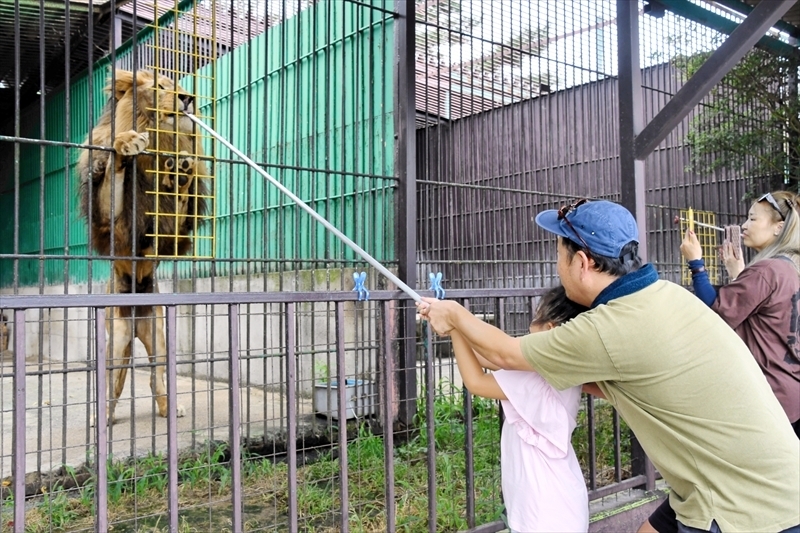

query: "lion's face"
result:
(109, 70), (194, 123)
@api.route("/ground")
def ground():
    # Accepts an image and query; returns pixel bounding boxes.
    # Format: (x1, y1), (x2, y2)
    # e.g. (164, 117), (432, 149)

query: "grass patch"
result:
(1, 391), (628, 532)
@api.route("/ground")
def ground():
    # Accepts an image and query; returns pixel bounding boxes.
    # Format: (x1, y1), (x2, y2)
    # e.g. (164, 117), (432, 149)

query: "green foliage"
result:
(135, 453), (169, 495)
(1, 488), (82, 533)
(179, 442), (232, 491)
(104, 451), (176, 504)
(106, 456), (138, 505)
(675, 48), (800, 195)
(41, 490), (81, 530)
(408, 389), (504, 530)
(572, 399), (631, 485)
(64, 465), (95, 510)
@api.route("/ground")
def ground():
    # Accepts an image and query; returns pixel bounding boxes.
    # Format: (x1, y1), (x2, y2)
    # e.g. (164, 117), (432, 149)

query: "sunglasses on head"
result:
(757, 192), (786, 221)
(557, 198), (592, 252)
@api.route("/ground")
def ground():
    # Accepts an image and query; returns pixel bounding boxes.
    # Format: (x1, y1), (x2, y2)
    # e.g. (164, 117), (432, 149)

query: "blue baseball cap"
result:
(535, 200), (639, 258)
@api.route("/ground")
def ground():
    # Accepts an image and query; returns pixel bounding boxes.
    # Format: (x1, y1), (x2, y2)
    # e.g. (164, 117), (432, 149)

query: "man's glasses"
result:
(758, 192), (785, 221)
(557, 198), (592, 252)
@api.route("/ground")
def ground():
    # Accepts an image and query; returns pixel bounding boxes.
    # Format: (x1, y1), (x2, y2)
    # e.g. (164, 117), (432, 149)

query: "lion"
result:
(0, 314), (8, 354)
(77, 69), (210, 424)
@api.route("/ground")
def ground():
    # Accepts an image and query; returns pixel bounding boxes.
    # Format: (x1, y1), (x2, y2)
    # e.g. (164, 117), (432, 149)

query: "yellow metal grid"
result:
(144, 0), (216, 259)
(679, 208), (720, 285)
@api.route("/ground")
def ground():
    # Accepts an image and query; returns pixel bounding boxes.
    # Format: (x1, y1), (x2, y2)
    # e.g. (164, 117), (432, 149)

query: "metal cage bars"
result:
(5, 291), (401, 533)
(2, 286), (643, 532)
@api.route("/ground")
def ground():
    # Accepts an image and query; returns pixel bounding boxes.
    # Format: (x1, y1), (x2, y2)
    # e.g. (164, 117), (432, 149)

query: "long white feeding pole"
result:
(674, 216), (724, 232)
(185, 112), (423, 303)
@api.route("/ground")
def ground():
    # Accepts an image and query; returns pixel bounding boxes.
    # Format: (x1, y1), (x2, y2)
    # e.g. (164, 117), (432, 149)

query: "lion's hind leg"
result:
(91, 306), (133, 426)
(136, 305), (185, 419)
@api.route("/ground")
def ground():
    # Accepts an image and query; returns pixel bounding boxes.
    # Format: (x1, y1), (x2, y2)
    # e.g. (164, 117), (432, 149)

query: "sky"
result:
(417, 0), (760, 91)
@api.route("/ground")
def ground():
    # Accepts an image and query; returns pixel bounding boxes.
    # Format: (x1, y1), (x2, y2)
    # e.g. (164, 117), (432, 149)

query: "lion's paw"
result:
(90, 154), (108, 180)
(162, 151), (196, 192)
(90, 412), (116, 427)
(114, 130), (150, 156)
(92, 155), (106, 173)
(176, 404), (186, 418)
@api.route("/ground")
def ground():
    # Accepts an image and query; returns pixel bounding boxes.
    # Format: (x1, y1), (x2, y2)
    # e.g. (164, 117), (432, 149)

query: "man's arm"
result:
(417, 298), (534, 371)
(474, 352), (501, 371)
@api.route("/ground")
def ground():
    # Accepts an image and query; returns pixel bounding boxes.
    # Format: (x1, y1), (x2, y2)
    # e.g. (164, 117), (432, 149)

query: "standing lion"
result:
(78, 69), (210, 424)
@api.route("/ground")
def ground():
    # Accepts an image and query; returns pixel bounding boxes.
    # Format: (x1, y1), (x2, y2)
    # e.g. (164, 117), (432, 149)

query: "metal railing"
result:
(1, 288), (648, 532)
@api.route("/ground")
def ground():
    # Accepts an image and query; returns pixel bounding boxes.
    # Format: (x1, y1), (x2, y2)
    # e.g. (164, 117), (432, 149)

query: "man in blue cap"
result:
(418, 199), (800, 533)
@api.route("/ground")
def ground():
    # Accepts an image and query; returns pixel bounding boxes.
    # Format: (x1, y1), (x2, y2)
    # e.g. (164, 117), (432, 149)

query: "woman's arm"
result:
(680, 230), (717, 306)
(450, 330), (507, 401)
(687, 259), (717, 306)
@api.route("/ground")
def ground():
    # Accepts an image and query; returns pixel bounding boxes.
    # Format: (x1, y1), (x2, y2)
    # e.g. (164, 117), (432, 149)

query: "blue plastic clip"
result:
(353, 271), (369, 301)
(428, 272), (445, 300)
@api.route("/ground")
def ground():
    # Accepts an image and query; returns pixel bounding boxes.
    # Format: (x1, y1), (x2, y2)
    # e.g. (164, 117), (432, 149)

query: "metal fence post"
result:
(228, 304), (242, 532)
(94, 308), (108, 533)
(12, 309), (26, 533)
(617, 0), (648, 262)
(394, 0), (418, 426)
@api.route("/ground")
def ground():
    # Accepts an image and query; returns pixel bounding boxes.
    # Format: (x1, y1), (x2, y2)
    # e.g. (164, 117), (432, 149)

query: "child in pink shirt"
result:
(450, 285), (589, 532)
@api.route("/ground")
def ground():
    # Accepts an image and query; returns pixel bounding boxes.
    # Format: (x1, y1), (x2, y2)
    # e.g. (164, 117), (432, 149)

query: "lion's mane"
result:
(77, 70), (210, 259)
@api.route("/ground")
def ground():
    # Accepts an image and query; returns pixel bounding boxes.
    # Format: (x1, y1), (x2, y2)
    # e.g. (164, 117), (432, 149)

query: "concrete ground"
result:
(589, 485), (668, 532)
(1, 352), (312, 477)
(1, 351), (466, 478)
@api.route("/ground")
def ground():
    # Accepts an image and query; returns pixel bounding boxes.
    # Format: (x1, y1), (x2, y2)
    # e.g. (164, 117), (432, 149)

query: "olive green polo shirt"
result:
(521, 280), (800, 532)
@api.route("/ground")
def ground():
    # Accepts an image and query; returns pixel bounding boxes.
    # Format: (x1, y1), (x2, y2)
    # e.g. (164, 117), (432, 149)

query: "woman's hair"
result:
(751, 190), (800, 272)
(531, 285), (589, 328)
